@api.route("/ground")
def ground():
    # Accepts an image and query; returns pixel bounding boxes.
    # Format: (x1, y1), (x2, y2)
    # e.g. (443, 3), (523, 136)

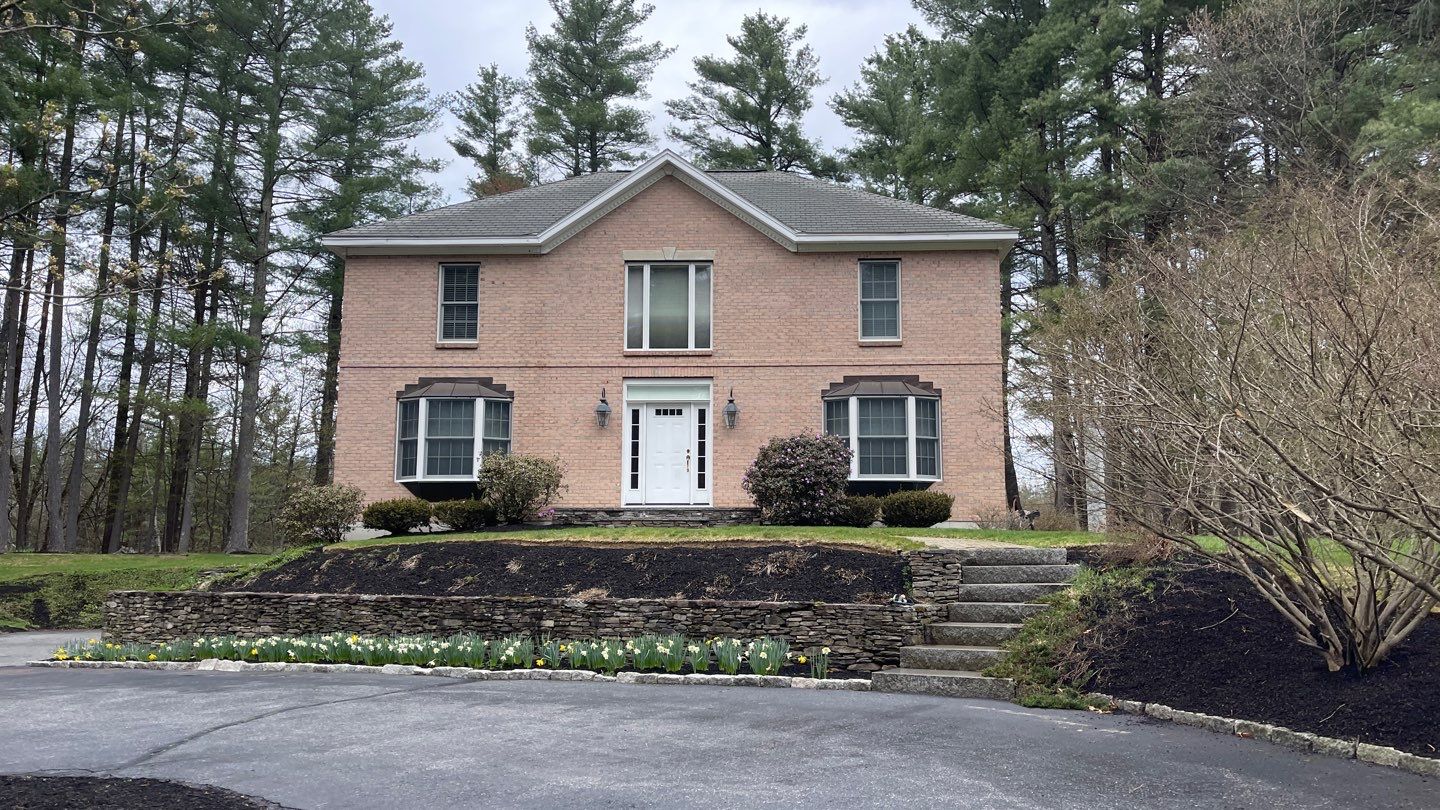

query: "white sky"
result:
(368, 0), (929, 201)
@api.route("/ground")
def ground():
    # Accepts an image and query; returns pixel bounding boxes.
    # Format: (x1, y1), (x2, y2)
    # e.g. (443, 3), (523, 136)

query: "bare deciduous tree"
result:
(1022, 179), (1440, 672)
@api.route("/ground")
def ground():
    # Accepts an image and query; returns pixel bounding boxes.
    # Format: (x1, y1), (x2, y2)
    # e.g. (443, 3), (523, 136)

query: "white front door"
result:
(644, 405), (692, 504)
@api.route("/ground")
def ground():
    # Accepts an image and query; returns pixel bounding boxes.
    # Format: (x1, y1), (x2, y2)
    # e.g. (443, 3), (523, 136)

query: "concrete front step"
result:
(928, 622), (1023, 646)
(871, 668), (1016, 700)
(939, 546), (1068, 566)
(950, 582), (1071, 603)
(948, 602), (1052, 622)
(900, 644), (1008, 671)
(963, 564), (1081, 585)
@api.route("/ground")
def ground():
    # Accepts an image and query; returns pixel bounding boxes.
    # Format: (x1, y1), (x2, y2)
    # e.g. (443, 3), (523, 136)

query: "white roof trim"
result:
(320, 150), (1020, 255)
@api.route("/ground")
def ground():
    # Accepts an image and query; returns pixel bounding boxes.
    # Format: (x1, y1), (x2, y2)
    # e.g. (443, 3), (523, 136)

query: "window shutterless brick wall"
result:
(336, 176), (1005, 520)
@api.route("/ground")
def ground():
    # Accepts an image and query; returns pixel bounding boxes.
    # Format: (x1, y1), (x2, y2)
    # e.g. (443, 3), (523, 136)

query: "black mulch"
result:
(1082, 563), (1440, 758)
(0, 775), (279, 809)
(241, 541), (905, 604)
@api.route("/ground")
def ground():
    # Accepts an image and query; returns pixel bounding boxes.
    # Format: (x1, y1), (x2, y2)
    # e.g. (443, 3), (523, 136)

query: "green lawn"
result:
(0, 551), (274, 631)
(0, 551), (269, 582)
(335, 525), (1106, 553)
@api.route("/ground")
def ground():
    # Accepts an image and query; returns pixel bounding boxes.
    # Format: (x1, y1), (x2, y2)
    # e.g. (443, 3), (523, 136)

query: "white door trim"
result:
(621, 380), (713, 507)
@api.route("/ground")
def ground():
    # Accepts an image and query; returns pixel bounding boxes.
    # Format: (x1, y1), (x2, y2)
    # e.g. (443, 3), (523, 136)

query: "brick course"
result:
(336, 176), (1005, 520)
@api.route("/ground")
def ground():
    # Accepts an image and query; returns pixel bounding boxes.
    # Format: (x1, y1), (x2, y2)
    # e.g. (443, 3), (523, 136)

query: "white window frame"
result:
(624, 262), (713, 351)
(437, 263), (480, 343)
(822, 395), (940, 482)
(394, 397), (511, 483)
(858, 259), (902, 341)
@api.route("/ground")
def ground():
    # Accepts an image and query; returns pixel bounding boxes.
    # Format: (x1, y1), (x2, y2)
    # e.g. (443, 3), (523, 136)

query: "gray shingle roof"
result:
(326, 167), (1010, 240)
(708, 171), (1008, 234)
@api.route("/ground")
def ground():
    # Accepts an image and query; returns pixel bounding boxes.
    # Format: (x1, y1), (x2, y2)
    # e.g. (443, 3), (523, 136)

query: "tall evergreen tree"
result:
(448, 63), (530, 197)
(665, 12), (840, 176)
(298, 0), (440, 488)
(525, 0), (672, 176)
(831, 28), (937, 202)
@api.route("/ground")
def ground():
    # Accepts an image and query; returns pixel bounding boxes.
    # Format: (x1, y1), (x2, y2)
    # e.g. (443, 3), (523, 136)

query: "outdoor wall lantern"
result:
(595, 388), (612, 428)
(723, 388), (740, 429)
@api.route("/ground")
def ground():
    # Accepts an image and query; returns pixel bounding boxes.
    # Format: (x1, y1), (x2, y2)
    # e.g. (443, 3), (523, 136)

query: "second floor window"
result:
(439, 264), (479, 342)
(860, 260), (900, 340)
(626, 263), (712, 350)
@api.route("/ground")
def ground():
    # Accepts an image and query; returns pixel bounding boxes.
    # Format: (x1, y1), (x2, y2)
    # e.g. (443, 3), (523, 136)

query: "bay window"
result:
(395, 378), (514, 481)
(822, 378), (941, 481)
(625, 263), (712, 350)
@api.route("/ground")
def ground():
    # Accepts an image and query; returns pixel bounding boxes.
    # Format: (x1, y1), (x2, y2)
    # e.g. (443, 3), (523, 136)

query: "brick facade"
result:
(336, 176), (1004, 520)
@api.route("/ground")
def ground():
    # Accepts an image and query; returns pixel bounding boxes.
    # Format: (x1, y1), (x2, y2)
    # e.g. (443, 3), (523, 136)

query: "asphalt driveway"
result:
(0, 665), (1432, 809)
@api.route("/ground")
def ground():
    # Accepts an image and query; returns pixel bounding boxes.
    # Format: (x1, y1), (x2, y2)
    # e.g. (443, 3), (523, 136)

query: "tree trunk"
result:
(312, 257), (343, 485)
(42, 95), (81, 553)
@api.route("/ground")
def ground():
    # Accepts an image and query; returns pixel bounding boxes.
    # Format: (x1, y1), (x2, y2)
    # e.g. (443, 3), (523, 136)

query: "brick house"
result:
(320, 151), (1017, 523)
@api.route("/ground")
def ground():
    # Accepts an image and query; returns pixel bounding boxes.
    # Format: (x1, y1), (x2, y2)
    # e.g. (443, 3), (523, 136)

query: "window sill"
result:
(849, 477), (942, 483)
(858, 339), (903, 347)
(623, 349), (714, 357)
(435, 342), (478, 350)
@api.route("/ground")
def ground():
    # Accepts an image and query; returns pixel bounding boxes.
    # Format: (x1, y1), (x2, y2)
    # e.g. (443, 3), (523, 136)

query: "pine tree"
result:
(448, 64), (530, 197)
(298, 0), (440, 488)
(831, 28), (937, 201)
(525, 0), (672, 176)
(666, 12), (840, 177)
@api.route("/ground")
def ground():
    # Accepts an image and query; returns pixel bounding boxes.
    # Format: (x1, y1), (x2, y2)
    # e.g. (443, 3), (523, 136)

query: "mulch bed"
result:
(0, 775), (278, 809)
(1082, 562), (1440, 758)
(241, 541), (905, 604)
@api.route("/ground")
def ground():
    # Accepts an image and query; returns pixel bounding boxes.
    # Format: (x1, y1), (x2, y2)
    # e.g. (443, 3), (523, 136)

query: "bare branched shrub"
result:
(1023, 179), (1440, 672)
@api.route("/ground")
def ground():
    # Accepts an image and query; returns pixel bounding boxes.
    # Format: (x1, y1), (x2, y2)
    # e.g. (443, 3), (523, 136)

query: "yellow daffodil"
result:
(147, 653), (158, 661)
(797, 655), (808, 664)
(249, 648), (259, 656)
(535, 658), (546, 667)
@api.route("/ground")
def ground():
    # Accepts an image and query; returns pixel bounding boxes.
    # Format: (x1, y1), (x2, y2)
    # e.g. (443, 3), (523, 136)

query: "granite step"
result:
(951, 583), (1072, 602)
(948, 602), (1052, 623)
(921, 546), (1068, 566)
(928, 621), (1023, 646)
(963, 564), (1081, 585)
(899, 644), (1008, 671)
(871, 668), (1016, 700)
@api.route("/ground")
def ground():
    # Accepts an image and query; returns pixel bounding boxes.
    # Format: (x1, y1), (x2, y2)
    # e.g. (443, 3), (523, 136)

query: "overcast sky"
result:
(368, 0), (930, 202)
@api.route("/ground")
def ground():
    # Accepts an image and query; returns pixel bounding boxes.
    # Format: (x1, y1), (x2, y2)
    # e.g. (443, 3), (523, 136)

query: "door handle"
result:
(685, 450), (691, 472)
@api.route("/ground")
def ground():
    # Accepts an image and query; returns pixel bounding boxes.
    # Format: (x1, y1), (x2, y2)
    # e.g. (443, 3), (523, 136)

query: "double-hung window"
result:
(625, 263), (712, 350)
(859, 260), (900, 340)
(395, 397), (511, 481)
(438, 264), (479, 342)
(823, 393), (941, 481)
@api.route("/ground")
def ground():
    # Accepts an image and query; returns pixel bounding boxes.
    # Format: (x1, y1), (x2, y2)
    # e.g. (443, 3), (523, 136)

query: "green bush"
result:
(431, 499), (498, 531)
(476, 454), (564, 523)
(361, 497), (433, 535)
(276, 484), (365, 547)
(833, 495), (883, 527)
(741, 433), (852, 525)
(882, 490), (955, 527)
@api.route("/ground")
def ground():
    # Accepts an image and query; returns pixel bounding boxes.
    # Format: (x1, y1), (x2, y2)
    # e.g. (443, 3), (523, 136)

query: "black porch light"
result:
(723, 387), (740, 429)
(595, 388), (612, 428)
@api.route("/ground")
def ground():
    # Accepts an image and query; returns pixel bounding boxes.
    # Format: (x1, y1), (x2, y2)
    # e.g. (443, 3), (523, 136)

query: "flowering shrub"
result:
(881, 490), (955, 528)
(741, 433), (852, 525)
(276, 484), (364, 546)
(476, 454), (564, 523)
(361, 497), (433, 535)
(54, 632), (835, 678)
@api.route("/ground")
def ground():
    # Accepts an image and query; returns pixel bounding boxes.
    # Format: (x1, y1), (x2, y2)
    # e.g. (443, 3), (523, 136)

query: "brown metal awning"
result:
(821, 375), (940, 399)
(397, 377), (514, 400)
